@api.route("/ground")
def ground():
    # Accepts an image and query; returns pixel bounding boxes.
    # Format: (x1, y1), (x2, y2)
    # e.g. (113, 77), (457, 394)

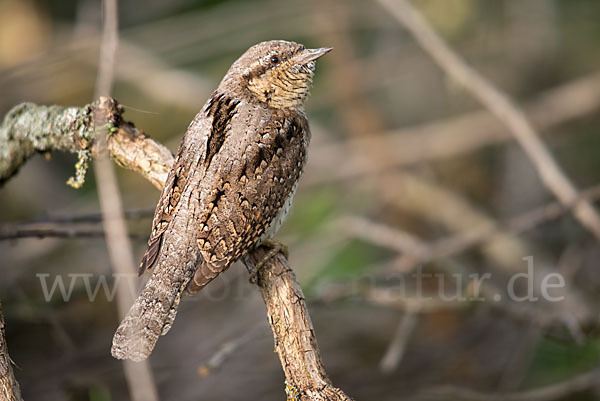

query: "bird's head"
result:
(221, 40), (332, 110)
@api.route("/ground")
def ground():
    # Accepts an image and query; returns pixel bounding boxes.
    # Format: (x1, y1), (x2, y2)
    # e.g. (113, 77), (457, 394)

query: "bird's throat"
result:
(246, 66), (314, 110)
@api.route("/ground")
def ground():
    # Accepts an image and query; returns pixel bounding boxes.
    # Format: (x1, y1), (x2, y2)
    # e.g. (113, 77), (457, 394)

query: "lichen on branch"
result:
(0, 102), (90, 185)
(0, 97), (173, 190)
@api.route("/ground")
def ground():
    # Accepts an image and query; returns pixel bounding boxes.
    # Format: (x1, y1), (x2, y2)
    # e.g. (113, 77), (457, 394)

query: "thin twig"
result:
(379, 307), (419, 374)
(43, 208), (154, 224)
(338, 216), (429, 256)
(197, 322), (268, 376)
(0, 225), (141, 241)
(377, 0), (600, 240)
(0, 209), (153, 241)
(92, 1), (159, 400)
(94, 0), (118, 99)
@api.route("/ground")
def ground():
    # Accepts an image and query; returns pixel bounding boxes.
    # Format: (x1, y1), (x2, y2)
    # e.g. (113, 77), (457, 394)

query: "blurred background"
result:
(2, 0), (600, 400)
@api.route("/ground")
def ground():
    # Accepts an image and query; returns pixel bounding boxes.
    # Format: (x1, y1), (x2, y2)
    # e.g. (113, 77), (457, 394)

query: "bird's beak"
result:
(293, 47), (333, 65)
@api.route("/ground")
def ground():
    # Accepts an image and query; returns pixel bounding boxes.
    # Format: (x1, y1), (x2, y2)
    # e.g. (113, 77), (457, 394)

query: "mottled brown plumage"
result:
(111, 40), (331, 361)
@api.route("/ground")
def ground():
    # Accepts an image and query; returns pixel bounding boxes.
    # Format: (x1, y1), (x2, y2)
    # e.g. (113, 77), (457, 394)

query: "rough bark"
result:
(245, 250), (352, 401)
(0, 102), (85, 185)
(0, 98), (353, 401)
(0, 302), (23, 401)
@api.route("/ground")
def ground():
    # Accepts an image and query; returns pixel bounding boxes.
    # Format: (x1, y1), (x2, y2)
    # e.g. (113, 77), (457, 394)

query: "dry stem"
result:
(92, 0), (159, 397)
(245, 250), (352, 400)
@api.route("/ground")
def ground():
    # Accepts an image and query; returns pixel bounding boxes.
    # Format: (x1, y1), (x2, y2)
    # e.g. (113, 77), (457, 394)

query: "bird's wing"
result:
(138, 150), (185, 275)
(137, 92), (238, 276)
(189, 105), (310, 292)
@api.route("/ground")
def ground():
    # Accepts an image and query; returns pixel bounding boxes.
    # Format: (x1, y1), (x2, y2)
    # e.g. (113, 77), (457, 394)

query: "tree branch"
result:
(0, 301), (23, 401)
(0, 102), (89, 185)
(0, 97), (172, 190)
(0, 225), (128, 240)
(244, 250), (352, 400)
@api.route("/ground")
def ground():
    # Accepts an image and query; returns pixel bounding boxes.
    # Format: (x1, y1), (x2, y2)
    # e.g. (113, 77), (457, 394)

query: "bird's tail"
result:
(111, 271), (192, 362)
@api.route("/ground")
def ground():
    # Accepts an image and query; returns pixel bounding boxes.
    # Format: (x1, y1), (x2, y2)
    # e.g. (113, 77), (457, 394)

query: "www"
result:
(36, 273), (135, 302)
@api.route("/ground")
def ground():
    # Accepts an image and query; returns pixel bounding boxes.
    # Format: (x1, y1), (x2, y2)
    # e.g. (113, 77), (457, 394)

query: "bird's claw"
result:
(249, 239), (289, 283)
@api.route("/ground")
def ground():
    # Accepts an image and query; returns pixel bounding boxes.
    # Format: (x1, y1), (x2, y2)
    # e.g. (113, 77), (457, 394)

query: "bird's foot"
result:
(249, 239), (289, 283)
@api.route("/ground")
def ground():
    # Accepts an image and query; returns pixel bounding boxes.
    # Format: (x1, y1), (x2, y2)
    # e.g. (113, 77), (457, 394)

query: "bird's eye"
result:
(270, 55), (279, 64)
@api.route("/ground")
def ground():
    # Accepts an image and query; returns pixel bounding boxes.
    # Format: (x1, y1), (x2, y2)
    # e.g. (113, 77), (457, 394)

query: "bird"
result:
(111, 40), (331, 361)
